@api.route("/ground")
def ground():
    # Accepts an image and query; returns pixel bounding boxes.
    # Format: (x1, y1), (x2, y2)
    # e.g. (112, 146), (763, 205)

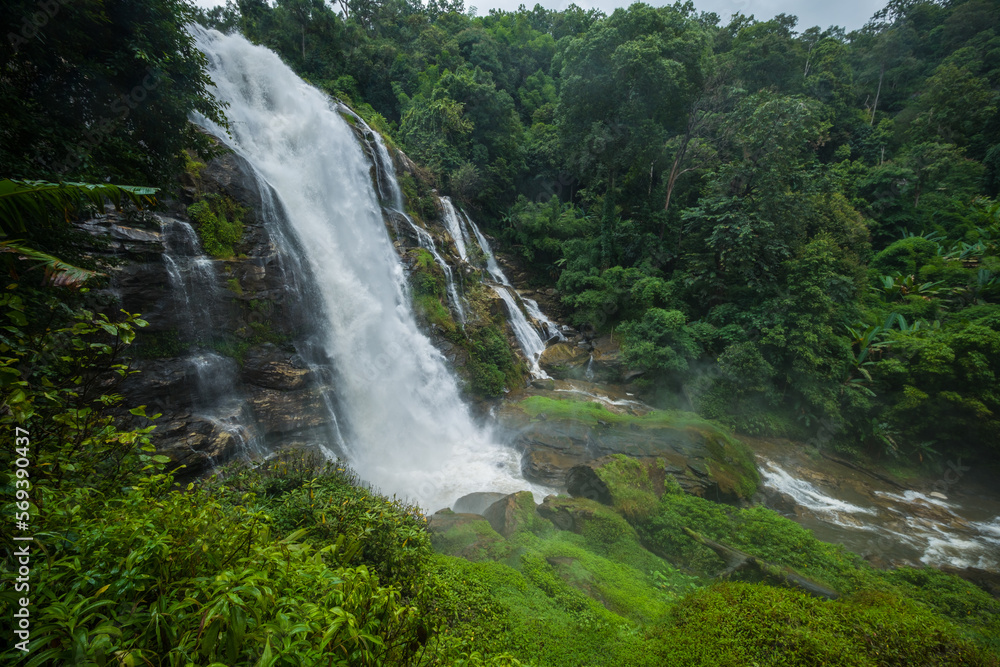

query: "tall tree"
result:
(0, 0), (226, 186)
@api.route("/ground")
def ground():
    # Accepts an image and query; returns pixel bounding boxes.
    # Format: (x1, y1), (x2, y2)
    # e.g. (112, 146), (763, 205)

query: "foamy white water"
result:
(457, 212), (555, 377)
(338, 105), (468, 323)
(190, 27), (545, 510)
(760, 459), (877, 517)
(440, 197), (471, 261)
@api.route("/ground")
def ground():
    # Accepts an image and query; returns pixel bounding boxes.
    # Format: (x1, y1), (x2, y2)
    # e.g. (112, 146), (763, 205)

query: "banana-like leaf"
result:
(0, 179), (157, 237)
(0, 240), (103, 288)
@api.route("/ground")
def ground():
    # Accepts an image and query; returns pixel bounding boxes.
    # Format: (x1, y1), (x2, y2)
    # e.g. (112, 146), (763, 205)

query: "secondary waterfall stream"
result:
(455, 204), (559, 378)
(190, 26), (547, 510)
(342, 106), (467, 323)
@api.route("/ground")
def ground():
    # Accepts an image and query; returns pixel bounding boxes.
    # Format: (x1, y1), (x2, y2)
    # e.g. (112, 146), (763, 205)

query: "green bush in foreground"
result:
(4, 473), (429, 666)
(0, 456), (525, 666)
(652, 583), (997, 667)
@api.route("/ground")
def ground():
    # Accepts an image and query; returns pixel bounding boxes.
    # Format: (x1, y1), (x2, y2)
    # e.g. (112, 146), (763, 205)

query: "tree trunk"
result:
(683, 527), (840, 600)
(870, 63), (884, 126)
(660, 143), (686, 227)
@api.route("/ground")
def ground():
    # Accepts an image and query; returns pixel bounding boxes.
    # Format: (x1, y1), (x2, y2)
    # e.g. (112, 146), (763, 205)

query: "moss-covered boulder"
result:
(504, 396), (759, 501)
(427, 509), (510, 561)
(537, 495), (632, 535)
(482, 491), (553, 538)
(566, 455), (666, 521)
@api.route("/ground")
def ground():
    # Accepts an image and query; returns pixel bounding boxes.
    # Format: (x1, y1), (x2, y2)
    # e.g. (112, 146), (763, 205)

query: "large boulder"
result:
(482, 491), (550, 538)
(452, 491), (509, 516)
(427, 509), (509, 561)
(152, 415), (241, 476)
(539, 342), (591, 376)
(538, 334), (624, 382)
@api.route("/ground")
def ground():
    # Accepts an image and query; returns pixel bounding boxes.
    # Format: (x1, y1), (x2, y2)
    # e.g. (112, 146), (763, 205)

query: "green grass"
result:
(520, 396), (749, 435)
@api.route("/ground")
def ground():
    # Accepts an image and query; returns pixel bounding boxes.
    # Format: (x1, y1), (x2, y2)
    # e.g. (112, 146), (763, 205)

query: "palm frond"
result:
(0, 179), (157, 237)
(0, 240), (102, 288)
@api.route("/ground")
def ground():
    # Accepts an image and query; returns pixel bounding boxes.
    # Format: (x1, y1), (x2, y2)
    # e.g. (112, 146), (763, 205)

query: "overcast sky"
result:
(193, 0), (886, 32)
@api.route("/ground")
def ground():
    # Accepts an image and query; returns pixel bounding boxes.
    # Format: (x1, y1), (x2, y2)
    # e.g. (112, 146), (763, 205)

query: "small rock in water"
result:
(928, 491), (948, 500)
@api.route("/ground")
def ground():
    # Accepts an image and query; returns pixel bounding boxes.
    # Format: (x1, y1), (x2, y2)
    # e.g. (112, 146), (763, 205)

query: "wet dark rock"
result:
(427, 509), (508, 561)
(482, 491), (539, 538)
(154, 416), (240, 477)
(246, 386), (330, 437)
(522, 448), (591, 487)
(452, 491), (509, 516)
(79, 147), (341, 472)
(241, 344), (312, 391)
(539, 334), (623, 382)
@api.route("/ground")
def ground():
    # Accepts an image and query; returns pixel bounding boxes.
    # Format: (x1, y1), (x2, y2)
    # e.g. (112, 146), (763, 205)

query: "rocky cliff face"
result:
(81, 149), (340, 477)
(79, 132), (543, 476)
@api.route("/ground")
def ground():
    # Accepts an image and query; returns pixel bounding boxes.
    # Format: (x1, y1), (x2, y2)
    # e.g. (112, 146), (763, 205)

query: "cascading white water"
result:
(760, 457), (1000, 570)
(159, 217), (265, 460)
(493, 284), (549, 379)
(409, 224), (467, 323)
(440, 197), (471, 261)
(463, 213), (563, 341)
(161, 218), (220, 337)
(452, 211), (554, 377)
(190, 27), (545, 509)
(341, 105), (467, 323)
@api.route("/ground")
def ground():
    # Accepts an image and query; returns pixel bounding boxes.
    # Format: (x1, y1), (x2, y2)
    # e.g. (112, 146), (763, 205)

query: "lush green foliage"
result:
(652, 583), (997, 666)
(0, 284), (995, 664)
(3, 1), (1000, 665)
(0, 0), (227, 187)
(187, 194), (247, 258)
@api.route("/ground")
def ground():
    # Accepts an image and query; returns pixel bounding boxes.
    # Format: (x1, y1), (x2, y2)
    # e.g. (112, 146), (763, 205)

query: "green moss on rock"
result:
(428, 509), (510, 561)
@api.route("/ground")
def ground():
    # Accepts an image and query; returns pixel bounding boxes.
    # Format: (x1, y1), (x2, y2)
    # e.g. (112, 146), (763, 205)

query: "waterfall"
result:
(454, 210), (559, 377)
(340, 104), (466, 323)
(440, 197), (471, 261)
(190, 26), (544, 509)
(161, 218), (221, 339)
(462, 213), (563, 341)
(159, 217), (266, 460)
